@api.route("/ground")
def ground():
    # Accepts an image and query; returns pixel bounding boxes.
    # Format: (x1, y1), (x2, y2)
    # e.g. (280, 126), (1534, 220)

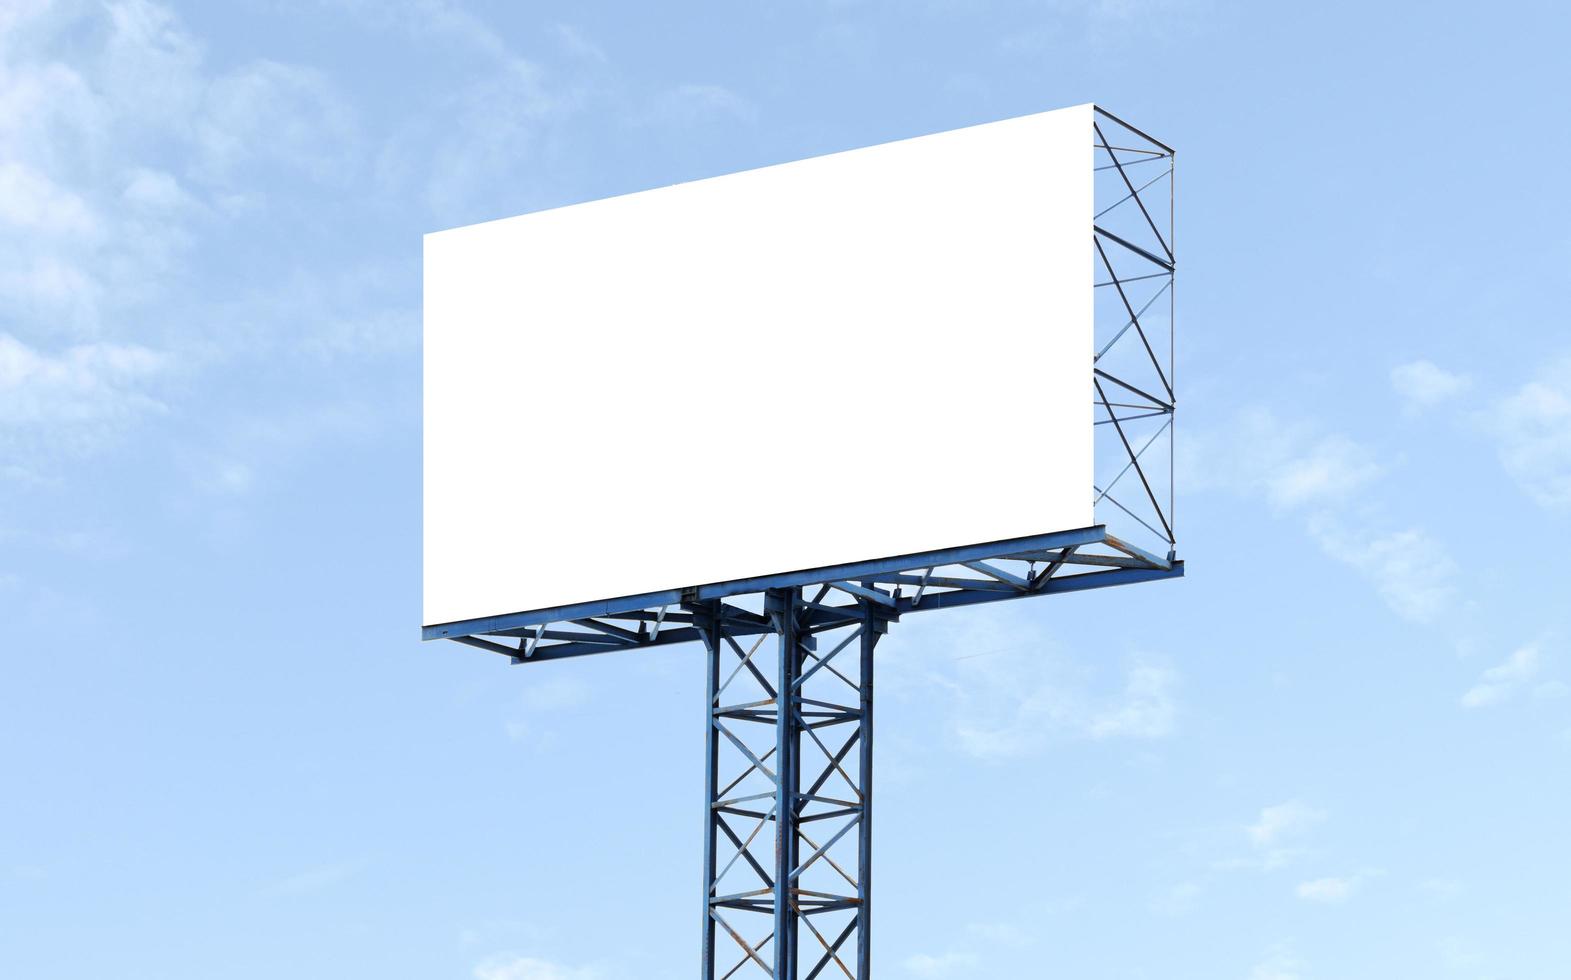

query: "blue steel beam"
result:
(448, 561), (1183, 664)
(422, 525), (1109, 642)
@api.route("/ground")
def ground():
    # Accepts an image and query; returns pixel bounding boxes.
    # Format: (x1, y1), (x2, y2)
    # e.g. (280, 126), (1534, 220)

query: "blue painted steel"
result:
(770, 589), (799, 980)
(422, 526), (1108, 642)
(698, 602), (721, 980)
(856, 606), (876, 980)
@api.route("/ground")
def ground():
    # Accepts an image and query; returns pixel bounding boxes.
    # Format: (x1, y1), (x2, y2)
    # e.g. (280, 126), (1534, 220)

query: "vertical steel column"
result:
(856, 598), (879, 980)
(695, 601), (722, 980)
(768, 588), (802, 980)
(700, 591), (892, 979)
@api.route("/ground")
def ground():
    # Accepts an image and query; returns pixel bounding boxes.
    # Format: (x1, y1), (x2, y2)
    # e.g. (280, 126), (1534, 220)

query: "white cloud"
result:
(1247, 800), (1323, 847)
(1181, 409), (1381, 512)
(0, 161), (102, 238)
(122, 167), (197, 212)
(1249, 948), (1305, 980)
(1391, 360), (1471, 413)
(1186, 405), (1476, 636)
(1438, 936), (1485, 971)
(1245, 801), (1324, 869)
(264, 861), (357, 896)
(1487, 356), (1571, 509)
(0, 0), (362, 399)
(552, 23), (607, 63)
(647, 83), (758, 127)
(1186, 409), (1463, 624)
(964, 920), (1033, 947)
(0, 332), (171, 456)
(879, 605), (1180, 761)
(195, 59), (358, 183)
(1296, 869), (1380, 903)
(1535, 679), (1569, 700)
(1296, 876), (1351, 902)
(1420, 877), (1463, 900)
(1309, 521), (1459, 624)
(99, 0), (205, 125)
(474, 956), (598, 980)
(349, 1), (596, 223)
(1085, 661), (1178, 738)
(1264, 434), (1382, 510)
(950, 650), (1178, 760)
(903, 951), (978, 977)
(1461, 645), (1541, 709)
(178, 398), (383, 499)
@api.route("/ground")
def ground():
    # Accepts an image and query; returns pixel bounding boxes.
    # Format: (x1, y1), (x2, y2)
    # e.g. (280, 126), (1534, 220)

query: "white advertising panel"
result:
(425, 103), (1094, 627)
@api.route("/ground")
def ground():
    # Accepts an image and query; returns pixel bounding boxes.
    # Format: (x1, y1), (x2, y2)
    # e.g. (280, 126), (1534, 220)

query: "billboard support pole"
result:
(697, 601), (723, 980)
(767, 587), (801, 980)
(693, 589), (893, 979)
(856, 596), (879, 980)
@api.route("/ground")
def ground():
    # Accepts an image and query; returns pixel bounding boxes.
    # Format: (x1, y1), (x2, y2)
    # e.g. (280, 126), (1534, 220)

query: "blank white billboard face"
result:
(425, 103), (1093, 628)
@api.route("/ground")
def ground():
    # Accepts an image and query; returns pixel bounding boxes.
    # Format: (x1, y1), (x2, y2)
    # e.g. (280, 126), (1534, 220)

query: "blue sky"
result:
(3, 1), (1570, 978)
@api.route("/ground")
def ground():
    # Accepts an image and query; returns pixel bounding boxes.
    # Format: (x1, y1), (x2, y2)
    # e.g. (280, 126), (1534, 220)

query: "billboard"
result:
(425, 103), (1095, 630)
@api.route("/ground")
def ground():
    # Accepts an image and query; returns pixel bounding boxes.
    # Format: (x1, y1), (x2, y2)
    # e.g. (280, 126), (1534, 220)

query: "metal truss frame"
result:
(1092, 106), (1176, 560)
(693, 590), (888, 979)
(425, 525), (1178, 661)
(424, 106), (1180, 979)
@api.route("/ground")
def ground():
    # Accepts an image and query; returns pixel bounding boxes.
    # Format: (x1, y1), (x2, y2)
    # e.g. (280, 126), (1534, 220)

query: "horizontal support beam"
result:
(488, 562), (1184, 665)
(423, 526), (1110, 641)
(895, 562), (1183, 615)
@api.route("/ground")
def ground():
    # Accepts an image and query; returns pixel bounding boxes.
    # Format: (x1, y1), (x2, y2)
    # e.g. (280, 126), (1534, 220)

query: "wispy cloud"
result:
(1485, 355), (1571, 509)
(1309, 520), (1459, 624)
(474, 956), (599, 980)
(1460, 644), (1541, 709)
(1248, 947), (1306, 980)
(0, 332), (172, 456)
(1240, 800), (1325, 870)
(1186, 409), (1459, 623)
(645, 83), (758, 127)
(879, 605), (1179, 762)
(964, 920), (1034, 947)
(263, 860), (358, 897)
(180, 399), (383, 499)
(358, 1), (597, 223)
(903, 950), (979, 978)
(0, 0), (369, 478)
(1296, 869), (1381, 903)
(1391, 360), (1471, 414)
(947, 647), (1178, 760)
(1247, 800), (1324, 849)
(194, 59), (358, 184)
(1183, 409), (1381, 511)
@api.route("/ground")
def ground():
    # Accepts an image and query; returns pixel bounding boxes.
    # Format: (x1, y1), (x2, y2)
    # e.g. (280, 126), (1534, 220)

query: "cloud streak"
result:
(1391, 360), (1471, 413)
(474, 956), (599, 980)
(1186, 408), (1458, 623)
(1460, 644), (1542, 709)
(1486, 355), (1571, 509)
(1296, 869), (1381, 903)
